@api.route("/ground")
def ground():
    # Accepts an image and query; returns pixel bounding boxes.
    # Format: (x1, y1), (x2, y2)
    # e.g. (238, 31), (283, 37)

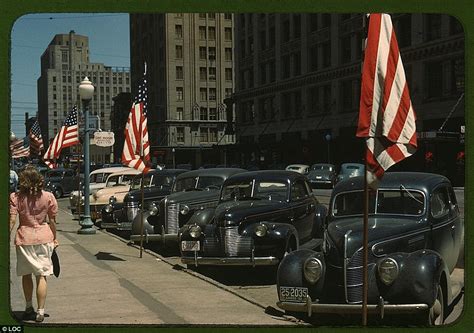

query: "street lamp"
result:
(10, 132), (16, 170)
(77, 77), (96, 235)
(325, 133), (332, 164)
(172, 148), (176, 169)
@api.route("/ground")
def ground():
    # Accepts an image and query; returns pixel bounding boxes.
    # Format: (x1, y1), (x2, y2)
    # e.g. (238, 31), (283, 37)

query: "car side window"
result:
(291, 180), (309, 201)
(431, 187), (450, 219)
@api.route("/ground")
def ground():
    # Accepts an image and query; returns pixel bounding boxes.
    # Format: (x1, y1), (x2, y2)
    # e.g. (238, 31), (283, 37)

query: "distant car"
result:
(336, 163), (365, 183)
(285, 164), (310, 175)
(44, 168), (81, 198)
(276, 172), (463, 326)
(129, 168), (245, 247)
(307, 163), (337, 188)
(180, 170), (327, 267)
(100, 169), (187, 232)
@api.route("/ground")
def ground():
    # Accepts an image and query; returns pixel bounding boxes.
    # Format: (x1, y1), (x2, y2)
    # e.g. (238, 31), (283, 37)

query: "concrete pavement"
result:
(9, 200), (296, 326)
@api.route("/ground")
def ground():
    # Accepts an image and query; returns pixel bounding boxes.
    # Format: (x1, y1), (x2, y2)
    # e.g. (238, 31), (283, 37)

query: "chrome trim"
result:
(343, 230), (352, 303)
(371, 226), (431, 257)
(181, 256), (279, 266)
(129, 233), (178, 243)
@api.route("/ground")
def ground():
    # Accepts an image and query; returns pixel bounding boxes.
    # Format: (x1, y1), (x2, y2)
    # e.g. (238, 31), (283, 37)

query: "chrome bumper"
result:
(129, 233), (178, 244)
(277, 296), (428, 318)
(181, 255), (279, 266)
(101, 222), (132, 231)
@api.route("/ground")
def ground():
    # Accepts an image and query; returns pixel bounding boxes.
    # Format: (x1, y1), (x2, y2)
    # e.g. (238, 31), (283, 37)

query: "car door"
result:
(290, 179), (314, 243)
(63, 170), (75, 193)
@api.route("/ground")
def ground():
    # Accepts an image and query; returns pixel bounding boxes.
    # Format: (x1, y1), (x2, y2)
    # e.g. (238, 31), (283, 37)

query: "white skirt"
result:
(16, 242), (54, 276)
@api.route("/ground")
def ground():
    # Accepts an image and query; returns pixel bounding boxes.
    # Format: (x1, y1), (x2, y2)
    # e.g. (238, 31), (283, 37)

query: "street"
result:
(9, 188), (464, 326)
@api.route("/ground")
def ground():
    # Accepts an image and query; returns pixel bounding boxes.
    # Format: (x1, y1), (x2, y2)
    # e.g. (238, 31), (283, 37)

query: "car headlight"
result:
(304, 257), (323, 284)
(255, 224), (268, 237)
(80, 197), (84, 205)
(180, 204), (190, 215)
(189, 225), (202, 238)
(104, 204), (113, 213)
(150, 203), (159, 216)
(377, 258), (399, 285)
(109, 196), (117, 204)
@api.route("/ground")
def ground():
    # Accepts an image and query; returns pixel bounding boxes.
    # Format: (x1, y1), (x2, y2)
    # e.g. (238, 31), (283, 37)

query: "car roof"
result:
(145, 169), (188, 176)
(225, 170), (307, 183)
(340, 163), (364, 168)
(333, 172), (451, 194)
(90, 166), (132, 175)
(286, 164), (309, 168)
(311, 163), (334, 167)
(176, 168), (246, 179)
(107, 169), (142, 177)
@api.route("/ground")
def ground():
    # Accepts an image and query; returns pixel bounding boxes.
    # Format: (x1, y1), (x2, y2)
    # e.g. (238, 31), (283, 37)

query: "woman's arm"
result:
(49, 216), (59, 247)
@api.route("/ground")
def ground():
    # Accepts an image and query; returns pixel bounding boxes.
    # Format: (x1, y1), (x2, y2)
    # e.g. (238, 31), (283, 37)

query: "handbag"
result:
(51, 248), (60, 277)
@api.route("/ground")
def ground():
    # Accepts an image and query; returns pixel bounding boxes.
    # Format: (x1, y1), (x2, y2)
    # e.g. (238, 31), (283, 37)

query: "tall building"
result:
(130, 13), (236, 167)
(233, 14), (464, 176)
(37, 30), (131, 162)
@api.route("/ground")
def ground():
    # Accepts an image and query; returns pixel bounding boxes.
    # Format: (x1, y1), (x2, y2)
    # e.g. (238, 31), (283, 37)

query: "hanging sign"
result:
(93, 131), (115, 147)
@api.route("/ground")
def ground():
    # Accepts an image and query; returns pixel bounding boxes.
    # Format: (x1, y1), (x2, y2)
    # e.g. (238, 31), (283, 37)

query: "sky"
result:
(10, 13), (130, 137)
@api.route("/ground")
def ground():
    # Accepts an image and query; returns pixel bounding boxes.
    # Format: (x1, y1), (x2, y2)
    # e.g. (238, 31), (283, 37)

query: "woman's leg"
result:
(35, 276), (47, 310)
(22, 274), (33, 304)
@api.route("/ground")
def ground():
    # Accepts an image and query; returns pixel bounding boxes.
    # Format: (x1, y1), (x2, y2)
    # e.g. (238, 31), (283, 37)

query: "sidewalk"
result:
(9, 203), (294, 326)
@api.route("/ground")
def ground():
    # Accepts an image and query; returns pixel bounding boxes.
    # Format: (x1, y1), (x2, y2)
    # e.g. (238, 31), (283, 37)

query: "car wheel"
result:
(54, 188), (63, 199)
(426, 284), (444, 326)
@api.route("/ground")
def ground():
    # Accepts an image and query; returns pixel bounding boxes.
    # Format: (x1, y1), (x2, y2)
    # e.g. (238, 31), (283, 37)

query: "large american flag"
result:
(43, 106), (79, 168)
(121, 68), (150, 173)
(10, 137), (30, 159)
(29, 119), (44, 156)
(356, 13), (417, 188)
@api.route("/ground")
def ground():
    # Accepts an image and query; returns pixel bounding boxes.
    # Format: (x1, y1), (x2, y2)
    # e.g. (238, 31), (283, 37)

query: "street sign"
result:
(93, 131), (115, 147)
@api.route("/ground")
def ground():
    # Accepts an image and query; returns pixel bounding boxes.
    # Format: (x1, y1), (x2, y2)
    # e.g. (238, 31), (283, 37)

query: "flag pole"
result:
(138, 169), (145, 258)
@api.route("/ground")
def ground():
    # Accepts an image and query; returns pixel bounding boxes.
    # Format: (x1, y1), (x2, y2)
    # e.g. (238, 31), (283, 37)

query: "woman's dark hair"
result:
(18, 165), (44, 197)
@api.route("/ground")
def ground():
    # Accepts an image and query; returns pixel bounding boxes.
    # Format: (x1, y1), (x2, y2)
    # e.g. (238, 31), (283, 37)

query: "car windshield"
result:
(311, 164), (332, 171)
(90, 172), (109, 183)
(106, 174), (135, 187)
(221, 180), (288, 202)
(174, 177), (198, 192)
(130, 174), (174, 190)
(332, 189), (425, 217)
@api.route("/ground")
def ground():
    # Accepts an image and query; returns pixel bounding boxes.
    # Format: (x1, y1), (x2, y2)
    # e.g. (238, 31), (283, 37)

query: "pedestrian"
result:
(9, 165), (59, 323)
(9, 168), (18, 193)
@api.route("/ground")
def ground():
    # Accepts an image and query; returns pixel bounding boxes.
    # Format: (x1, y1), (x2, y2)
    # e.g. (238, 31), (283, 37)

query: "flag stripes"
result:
(29, 119), (44, 156)
(10, 138), (30, 159)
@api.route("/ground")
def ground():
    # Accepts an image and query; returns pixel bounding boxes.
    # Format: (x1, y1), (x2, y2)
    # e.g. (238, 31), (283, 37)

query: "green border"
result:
(1, 0), (472, 332)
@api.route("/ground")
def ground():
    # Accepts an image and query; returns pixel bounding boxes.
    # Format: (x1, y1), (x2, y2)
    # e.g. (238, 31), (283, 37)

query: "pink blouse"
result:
(10, 190), (58, 246)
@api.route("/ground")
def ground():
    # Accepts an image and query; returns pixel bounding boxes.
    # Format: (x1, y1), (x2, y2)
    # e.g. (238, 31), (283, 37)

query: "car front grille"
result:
(167, 203), (180, 234)
(346, 250), (364, 303)
(126, 202), (139, 222)
(220, 226), (253, 256)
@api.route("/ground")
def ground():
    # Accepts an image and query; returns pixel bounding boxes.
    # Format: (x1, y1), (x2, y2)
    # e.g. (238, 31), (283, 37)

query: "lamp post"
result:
(77, 77), (96, 235)
(172, 148), (176, 169)
(325, 133), (332, 164)
(10, 132), (16, 171)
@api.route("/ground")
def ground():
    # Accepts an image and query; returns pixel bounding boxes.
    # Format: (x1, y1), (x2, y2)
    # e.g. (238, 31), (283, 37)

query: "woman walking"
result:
(9, 166), (59, 323)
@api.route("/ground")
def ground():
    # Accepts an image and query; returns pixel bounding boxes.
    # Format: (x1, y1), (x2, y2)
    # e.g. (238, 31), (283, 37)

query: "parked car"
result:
(276, 172), (463, 326)
(68, 166), (133, 216)
(307, 163), (337, 189)
(180, 170), (327, 267)
(44, 168), (82, 198)
(86, 168), (141, 222)
(285, 164), (310, 175)
(129, 168), (245, 247)
(336, 163), (365, 183)
(100, 169), (187, 231)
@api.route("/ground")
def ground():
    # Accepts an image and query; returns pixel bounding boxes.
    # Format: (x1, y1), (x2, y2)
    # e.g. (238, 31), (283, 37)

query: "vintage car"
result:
(276, 172), (463, 325)
(179, 170), (328, 267)
(44, 168), (82, 198)
(129, 168), (245, 246)
(100, 169), (187, 231)
(86, 168), (141, 222)
(336, 163), (365, 183)
(285, 164), (310, 175)
(68, 166), (132, 216)
(307, 163), (337, 188)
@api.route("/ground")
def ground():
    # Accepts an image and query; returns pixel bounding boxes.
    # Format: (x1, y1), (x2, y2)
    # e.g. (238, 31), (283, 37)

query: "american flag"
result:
(121, 68), (150, 173)
(29, 119), (44, 156)
(10, 137), (30, 159)
(43, 106), (79, 167)
(356, 13), (417, 188)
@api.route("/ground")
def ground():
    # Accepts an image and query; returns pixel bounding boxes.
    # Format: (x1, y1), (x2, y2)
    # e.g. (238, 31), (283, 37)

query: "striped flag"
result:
(43, 106), (79, 167)
(356, 13), (417, 188)
(121, 68), (150, 173)
(29, 119), (44, 156)
(10, 137), (30, 159)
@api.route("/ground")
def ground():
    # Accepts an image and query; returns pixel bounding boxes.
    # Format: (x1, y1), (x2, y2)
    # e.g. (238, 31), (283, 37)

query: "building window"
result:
(175, 45), (183, 59)
(199, 13), (206, 18)
(322, 41), (331, 68)
(341, 79), (358, 113)
(52, 76), (56, 82)
(200, 107), (208, 120)
(293, 52), (301, 76)
(208, 47), (216, 61)
(208, 26), (216, 40)
(269, 26), (276, 47)
(225, 68), (233, 81)
(450, 16), (463, 35)
(177, 107), (183, 120)
(209, 108), (217, 120)
(309, 45), (318, 71)
(309, 14), (318, 31)
(425, 14), (442, 42)
(176, 87), (184, 101)
(259, 63), (266, 84)
(199, 47), (207, 60)
(281, 54), (290, 79)
(293, 14), (301, 38)
(199, 26), (207, 39)
(200, 88), (207, 101)
(176, 127), (185, 143)
(208, 13), (216, 19)
(209, 88), (216, 100)
(224, 27), (232, 41)
(176, 66), (184, 80)
(224, 13), (232, 20)
(396, 15), (412, 48)
(176, 13), (183, 17)
(209, 67), (216, 80)
(175, 25), (183, 38)
(322, 14), (331, 28)
(209, 128), (218, 142)
(340, 35), (351, 64)
(61, 51), (68, 62)
(200, 67), (207, 81)
(282, 19), (290, 42)
(225, 48), (232, 61)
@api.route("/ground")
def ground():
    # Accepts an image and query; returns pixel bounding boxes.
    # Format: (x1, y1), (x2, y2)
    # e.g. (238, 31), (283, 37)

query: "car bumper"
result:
(277, 297), (429, 318)
(101, 222), (132, 231)
(181, 255), (279, 266)
(129, 232), (178, 244)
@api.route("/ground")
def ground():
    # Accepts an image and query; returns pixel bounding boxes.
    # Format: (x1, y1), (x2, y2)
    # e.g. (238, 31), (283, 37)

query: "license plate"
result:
(181, 241), (200, 251)
(316, 176), (322, 179)
(279, 286), (308, 302)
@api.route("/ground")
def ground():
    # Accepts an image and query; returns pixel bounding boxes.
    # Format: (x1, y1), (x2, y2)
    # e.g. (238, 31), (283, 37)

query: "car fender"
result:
(376, 249), (452, 307)
(131, 210), (154, 235)
(312, 204), (328, 239)
(184, 207), (216, 228)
